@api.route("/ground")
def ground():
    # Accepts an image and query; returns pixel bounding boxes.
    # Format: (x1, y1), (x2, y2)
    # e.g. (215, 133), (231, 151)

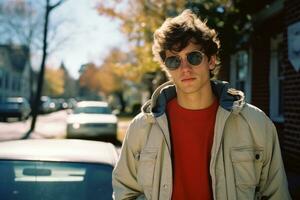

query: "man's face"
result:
(164, 42), (215, 96)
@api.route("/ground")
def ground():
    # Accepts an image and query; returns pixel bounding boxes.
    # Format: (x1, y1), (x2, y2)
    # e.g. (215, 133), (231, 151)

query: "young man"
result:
(112, 9), (291, 200)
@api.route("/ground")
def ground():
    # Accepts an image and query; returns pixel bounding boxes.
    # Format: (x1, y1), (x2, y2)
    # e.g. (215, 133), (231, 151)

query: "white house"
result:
(0, 44), (31, 100)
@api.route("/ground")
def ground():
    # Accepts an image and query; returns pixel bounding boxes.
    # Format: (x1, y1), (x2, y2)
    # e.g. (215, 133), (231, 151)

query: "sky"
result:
(47, 0), (127, 79)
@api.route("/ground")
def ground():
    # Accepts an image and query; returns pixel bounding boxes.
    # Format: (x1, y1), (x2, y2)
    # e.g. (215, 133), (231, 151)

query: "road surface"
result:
(0, 110), (132, 143)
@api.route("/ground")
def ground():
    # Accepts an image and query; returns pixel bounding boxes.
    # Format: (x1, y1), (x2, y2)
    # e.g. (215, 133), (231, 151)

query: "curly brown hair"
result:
(152, 9), (221, 78)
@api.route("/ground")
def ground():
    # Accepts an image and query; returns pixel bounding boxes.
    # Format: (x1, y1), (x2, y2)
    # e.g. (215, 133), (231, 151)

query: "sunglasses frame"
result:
(164, 50), (205, 70)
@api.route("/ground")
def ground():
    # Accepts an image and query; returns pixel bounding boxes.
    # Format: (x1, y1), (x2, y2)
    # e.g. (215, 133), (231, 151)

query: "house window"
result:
(12, 76), (16, 91)
(0, 50), (4, 65)
(269, 34), (284, 122)
(0, 69), (3, 88)
(235, 52), (248, 91)
(230, 50), (252, 102)
(4, 71), (9, 89)
(17, 77), (21, 91)
(11, 76), (20, 92)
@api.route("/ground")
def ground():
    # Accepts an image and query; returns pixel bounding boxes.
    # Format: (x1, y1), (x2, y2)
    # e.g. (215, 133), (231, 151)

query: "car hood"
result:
(67, 113), (117, 124)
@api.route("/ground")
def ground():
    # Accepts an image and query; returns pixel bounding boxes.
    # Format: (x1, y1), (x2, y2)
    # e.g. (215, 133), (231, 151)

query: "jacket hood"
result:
(141, 80), (245, 118)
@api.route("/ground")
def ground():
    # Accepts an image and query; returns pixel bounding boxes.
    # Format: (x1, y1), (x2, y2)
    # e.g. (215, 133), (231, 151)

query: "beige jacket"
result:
(113, 80), (291, 200)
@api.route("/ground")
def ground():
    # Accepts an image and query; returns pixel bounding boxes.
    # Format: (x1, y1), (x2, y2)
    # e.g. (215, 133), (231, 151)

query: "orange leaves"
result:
(97, 67), (121, 94)
(43, 67), (65, 96)
(79, 63), (98, 88)
(94, 0), (188, 77)
(95, 0), (230, 85)
(79, 49), (130, 95)
(95, 0), (126, 20)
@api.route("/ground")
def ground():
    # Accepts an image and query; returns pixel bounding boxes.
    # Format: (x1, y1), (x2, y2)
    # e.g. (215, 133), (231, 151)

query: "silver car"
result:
(66, 101), (118, 139)
(0, 139), (119, 200)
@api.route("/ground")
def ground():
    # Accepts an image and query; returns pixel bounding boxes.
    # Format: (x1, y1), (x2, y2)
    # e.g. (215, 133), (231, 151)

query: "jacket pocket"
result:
(231, 146), (264, 199)
(137, 148), (158, 198)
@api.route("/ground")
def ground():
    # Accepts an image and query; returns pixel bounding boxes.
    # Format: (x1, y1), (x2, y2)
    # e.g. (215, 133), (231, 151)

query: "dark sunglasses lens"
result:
(165, 56), (181, 70)
(187, 51), (203, 65)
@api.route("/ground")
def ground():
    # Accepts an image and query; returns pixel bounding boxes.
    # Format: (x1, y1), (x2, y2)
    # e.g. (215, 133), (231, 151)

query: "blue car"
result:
(0, 97), (31, 121)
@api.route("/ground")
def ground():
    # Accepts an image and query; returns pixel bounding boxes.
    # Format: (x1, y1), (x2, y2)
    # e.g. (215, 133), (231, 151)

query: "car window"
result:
(0, 160), (113, 200)
(73, 106), (112, 114)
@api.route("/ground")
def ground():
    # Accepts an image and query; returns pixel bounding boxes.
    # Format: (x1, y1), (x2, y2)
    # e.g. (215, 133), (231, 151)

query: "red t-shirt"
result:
(167, 98), (218, 200)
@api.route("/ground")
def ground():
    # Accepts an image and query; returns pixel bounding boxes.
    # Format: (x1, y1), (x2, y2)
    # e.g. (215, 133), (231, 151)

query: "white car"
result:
(0, 139), (119, 200)
(66, 101), (118, 139)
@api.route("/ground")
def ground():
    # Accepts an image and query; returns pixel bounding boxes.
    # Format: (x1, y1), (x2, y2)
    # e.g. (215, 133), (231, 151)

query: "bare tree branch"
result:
(23, 0), (67, 138)
(49, 0), (67, 11)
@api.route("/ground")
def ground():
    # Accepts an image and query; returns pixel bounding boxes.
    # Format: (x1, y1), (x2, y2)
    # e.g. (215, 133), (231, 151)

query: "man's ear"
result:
(208, 55), (216, 70)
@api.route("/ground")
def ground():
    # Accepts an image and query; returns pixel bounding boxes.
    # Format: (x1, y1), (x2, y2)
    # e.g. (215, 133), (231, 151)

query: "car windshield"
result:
(73, 106), (111, 114)
(0, 160), (113, 200)
(0, 99), (21, 104)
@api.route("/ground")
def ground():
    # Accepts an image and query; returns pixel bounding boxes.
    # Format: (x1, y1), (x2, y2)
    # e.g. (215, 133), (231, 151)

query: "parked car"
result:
(56, 98), (69, 110)
(66, 101), (118, 140)
(0, 97), (31, 121)
(0, 139), (119, 200)
(39, 96), (56, 114)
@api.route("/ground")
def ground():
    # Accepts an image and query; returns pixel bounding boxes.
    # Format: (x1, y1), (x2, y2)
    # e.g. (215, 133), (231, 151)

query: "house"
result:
(224, 0), (300, 171)
(0, 44), (31, 101)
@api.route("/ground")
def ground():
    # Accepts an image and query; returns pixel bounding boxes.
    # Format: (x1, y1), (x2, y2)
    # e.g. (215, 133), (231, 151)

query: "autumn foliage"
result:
(43, 67), (64, 96)
(79, 48), (135, 95)
(95, 0), (255, 83)
(95, 0), (187, 78)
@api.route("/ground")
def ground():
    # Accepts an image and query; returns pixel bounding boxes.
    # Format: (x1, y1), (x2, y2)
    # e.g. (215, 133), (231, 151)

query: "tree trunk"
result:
(22, 0), (51, 139)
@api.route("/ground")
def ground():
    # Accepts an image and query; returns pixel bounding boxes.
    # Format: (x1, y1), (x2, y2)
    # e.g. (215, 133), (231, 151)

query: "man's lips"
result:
(181, 77), (196, 82)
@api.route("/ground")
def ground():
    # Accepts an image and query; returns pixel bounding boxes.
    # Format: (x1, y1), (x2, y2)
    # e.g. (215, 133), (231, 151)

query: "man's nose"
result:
(179, 57), (192, 71)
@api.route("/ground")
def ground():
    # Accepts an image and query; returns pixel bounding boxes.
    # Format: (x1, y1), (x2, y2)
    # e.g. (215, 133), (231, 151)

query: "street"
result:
(0, 110), (67, 141)
(0, 110), (132, 143)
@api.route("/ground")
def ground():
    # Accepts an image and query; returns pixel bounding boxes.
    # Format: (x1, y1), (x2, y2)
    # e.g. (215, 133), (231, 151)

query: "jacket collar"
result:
(141, 80), (245, 118)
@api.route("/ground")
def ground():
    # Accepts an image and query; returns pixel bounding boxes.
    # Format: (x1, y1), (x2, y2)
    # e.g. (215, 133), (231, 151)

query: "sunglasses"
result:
(164, 50), (205, 70)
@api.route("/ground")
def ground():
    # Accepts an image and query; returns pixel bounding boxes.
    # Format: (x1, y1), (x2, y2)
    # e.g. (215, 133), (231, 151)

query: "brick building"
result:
(283, 0), (300, 170)
(224, 0), (300, 171)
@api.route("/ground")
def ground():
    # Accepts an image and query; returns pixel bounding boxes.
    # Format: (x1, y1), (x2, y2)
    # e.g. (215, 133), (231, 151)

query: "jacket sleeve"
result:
(112, 117), (148, 200)
(259, 120), (291, 200)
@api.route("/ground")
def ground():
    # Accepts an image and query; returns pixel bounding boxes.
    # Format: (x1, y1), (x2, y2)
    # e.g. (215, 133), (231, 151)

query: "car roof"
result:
(0, 97), (25, 103)
(0, 139), (118, 166)
(76, 101), (108, 107)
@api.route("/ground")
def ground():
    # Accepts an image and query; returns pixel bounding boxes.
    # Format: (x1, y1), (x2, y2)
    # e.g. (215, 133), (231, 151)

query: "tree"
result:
(79, 63), (99, 92)
(0, 0), (43, 104)
(0, 0), (71, 104)
(79, 48), (136, 112)
(95, 0), (188, 80)
(79, 49), (124, 95)
(95, 0), (258, 80)
(43, 67), (64, 96)
(23, 0), (66, 139)
(60, 62), (78, 98)
(0, 0), (43, 47)
(0, 0), (71, 54)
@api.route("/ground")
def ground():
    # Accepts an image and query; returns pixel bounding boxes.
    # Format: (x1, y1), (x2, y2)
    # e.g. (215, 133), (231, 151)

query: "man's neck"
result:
(176, 87), (216, 110)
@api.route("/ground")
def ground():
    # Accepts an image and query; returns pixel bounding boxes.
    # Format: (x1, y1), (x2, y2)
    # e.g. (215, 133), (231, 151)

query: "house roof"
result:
(0, 44), (30, 72)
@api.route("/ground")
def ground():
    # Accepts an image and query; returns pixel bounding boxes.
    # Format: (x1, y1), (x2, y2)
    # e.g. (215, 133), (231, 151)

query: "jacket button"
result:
(255, 154), (260, 160)
(163, 184), (168, 189)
